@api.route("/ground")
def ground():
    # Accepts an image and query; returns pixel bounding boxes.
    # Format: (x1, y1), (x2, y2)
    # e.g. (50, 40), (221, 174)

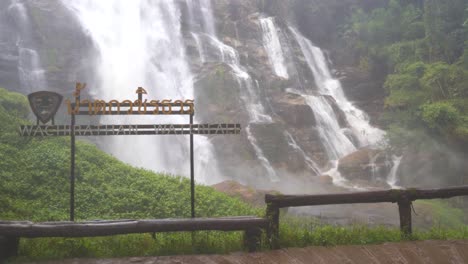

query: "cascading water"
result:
(8, 0), (47, 94)
(185, 1), (279, 182)
(289, 27), (385, 148)
(259, 17), (289, 79)
(62, 0), (223, 184)
(284, 131), (321, 175)
(387, 155), (402, 188)
(288, 27), (385, 185)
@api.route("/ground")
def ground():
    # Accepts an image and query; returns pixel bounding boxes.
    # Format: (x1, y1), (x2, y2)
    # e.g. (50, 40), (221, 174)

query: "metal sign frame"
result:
(20, 84), (241, 221)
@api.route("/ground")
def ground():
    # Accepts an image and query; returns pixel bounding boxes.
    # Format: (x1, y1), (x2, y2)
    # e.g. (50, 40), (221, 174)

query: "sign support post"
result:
(70, 112), (75, 221)
(190, 113), (195, 218)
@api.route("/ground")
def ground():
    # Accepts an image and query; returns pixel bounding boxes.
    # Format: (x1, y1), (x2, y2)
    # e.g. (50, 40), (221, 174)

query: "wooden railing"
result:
(0, 216), (268, 260)
(265, 186), (468, 249)
(2, 186), (468, 260)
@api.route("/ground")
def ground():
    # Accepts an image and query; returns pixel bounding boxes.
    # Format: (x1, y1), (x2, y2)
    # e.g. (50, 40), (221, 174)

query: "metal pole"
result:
(70, 113), (75, 222)
(190, 113), (195, 218)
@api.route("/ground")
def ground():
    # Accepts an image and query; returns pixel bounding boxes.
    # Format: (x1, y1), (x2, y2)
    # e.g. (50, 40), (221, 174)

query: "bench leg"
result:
(244, 228), (262, 252)
(0, 236), (19, 262)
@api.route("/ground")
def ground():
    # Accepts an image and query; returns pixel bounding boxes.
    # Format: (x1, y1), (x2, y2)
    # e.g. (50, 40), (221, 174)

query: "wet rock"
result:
(338, 66), (385, 126)
(317, 175), (333, 185)
(273, 92), (315, 128)
(321, 94), (349, 128)
(194, 63), (247, 123)
(338, 148), (391, 183)
(248, 123), (289, 165)
(211, 180), (279, 207)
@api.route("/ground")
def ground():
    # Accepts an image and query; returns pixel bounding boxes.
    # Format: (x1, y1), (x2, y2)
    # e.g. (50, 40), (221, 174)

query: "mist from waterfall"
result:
(62, 0), (223, 184)
(259, 17), (289, 79)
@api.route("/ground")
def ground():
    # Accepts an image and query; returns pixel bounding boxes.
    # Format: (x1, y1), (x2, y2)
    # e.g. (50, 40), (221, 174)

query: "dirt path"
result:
(27, 240), (468, 264)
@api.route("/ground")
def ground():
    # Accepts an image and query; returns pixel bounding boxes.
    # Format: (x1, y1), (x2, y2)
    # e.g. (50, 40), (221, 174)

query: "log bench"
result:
(0, 216), (268, 261)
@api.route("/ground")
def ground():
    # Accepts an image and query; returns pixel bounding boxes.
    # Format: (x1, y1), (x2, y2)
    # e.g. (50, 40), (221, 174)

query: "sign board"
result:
(20, 83), (241, 221)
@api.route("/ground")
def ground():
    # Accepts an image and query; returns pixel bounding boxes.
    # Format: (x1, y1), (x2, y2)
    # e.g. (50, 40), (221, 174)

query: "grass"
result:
(10, 217), (468, 262)
(15, 231), (246, 262)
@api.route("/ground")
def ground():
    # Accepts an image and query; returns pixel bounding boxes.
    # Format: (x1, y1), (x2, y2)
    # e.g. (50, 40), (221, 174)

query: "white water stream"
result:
(288, 27), (386, 185)
(62, 0), (222, 184)
(185, 1), (279, 181)
(259, 17), (289, 79)
(8, 0), (47, 94)
(387, 155), (402, 188)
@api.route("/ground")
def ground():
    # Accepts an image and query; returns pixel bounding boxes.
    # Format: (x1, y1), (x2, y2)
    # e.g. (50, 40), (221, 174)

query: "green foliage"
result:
(415, 200), (465, 228)
(342, 1), (468, 147)
(421, 101), (461, 131)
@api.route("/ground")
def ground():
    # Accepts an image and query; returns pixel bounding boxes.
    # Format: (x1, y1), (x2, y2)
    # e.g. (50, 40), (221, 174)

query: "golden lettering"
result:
(122, 100), (133, 114)
(150, 100), (160, 114)
(184, 99), (194, 114)
(161, 99), (172, 114)
(93, 100), (107, 115)
(108, 100), (120, 114)
(135, 99), (148, 114)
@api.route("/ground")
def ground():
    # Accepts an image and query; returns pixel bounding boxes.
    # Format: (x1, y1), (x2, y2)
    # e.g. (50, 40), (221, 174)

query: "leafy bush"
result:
(421, 101), (460, 131)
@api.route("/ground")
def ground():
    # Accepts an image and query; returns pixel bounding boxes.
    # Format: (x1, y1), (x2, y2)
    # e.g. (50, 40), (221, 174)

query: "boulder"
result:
(338, 148), (391, 183)
(274, 92), (315, 128)
(211, 180), (280, 207)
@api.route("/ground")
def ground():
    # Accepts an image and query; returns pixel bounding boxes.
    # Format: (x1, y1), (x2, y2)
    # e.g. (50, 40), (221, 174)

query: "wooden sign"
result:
(20, 83), (241, 221)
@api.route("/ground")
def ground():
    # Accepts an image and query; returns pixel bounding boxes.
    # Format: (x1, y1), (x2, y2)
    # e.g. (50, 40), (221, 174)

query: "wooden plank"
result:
(266, 204), (280, 249)
(0, 236), (19, 260)
(398, 200), (412, 235)
(265, 186), (468, 208)
(0, 217), (268, 238)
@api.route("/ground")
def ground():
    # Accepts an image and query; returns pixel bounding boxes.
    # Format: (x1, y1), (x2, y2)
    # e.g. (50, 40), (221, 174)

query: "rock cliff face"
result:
(184, 0), (390, 189)
(1, 0), (96, 101)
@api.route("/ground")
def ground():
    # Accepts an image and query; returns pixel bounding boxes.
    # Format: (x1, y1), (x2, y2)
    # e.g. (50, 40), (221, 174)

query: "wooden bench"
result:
(0, 216), (268, 261)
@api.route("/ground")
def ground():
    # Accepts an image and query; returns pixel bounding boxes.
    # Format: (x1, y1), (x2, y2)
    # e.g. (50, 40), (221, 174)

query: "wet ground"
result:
(26, 240), (468, 264)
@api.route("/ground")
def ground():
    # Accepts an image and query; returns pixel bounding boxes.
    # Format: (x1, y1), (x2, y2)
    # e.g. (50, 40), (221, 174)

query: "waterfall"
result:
(184, 1), (279, 181)
(246, 126), (279, 182)
(287, 27), (386, 186)
(8, 0), (47, 94)
(199, 0), (217, 36)
(289, 27), (385, 149)
(191, 33), (206, 63)
(259, 17), (289, 79)
(62, 0), (223, 184)
(387, 155), (402, 188)
(284, 131), (321, 175)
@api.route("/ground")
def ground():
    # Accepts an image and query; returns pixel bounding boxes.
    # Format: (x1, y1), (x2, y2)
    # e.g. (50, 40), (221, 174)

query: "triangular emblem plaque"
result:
(28, 91), (63, 124)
